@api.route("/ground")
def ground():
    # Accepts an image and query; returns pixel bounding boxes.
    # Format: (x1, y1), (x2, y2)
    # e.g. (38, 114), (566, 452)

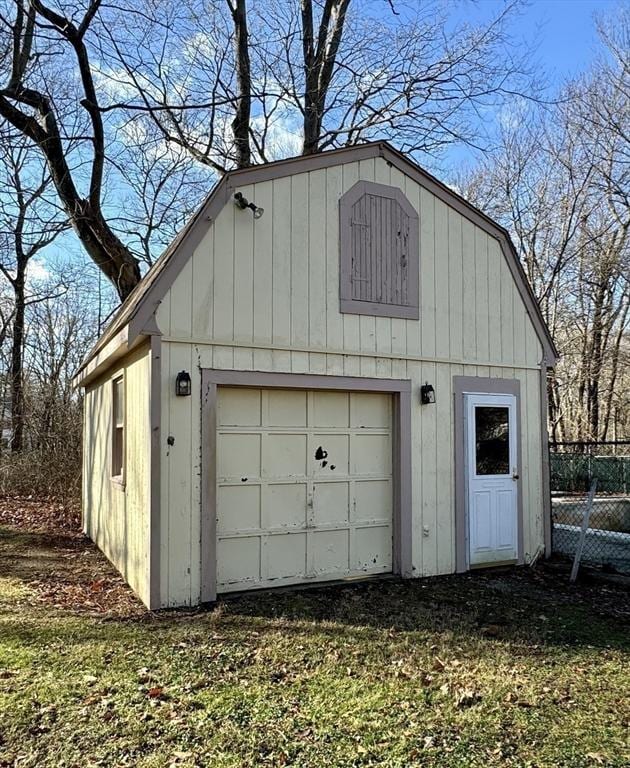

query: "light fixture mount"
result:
(234, 191), (264, 219)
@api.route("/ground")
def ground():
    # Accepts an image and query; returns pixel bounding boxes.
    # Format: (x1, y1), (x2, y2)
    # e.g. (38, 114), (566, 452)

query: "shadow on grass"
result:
(1, 525), (628, 654)
(217, 570), (630, 652)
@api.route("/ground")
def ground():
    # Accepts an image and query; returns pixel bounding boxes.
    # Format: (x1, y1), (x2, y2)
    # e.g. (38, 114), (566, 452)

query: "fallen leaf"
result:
(148, 685), (164, 699)
(455, 688), (481, 708)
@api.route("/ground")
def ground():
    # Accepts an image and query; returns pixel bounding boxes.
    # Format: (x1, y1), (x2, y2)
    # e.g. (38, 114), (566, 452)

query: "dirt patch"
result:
(0, 497), (143, 618)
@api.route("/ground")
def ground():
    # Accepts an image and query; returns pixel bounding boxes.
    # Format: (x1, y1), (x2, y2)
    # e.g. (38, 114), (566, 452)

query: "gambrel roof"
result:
(75, 141), (558, 385)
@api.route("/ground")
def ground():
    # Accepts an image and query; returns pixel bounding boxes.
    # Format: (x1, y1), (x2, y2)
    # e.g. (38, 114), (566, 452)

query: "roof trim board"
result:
(75, 140), (558, 384)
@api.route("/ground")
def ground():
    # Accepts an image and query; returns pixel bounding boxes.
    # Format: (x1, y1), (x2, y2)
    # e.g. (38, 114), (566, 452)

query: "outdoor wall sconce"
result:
(234, 191), (264, 219)
(420, 382), (436, 405)
(175, 370), (191, 397)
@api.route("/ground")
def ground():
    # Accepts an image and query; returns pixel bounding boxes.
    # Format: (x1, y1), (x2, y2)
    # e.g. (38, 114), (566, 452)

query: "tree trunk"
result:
(600, 296), (629, 440)
(228, 0), (252, 168)
(10, 266), (25, 453)
(587, 278), (607, 440)
(69, 205), (142, 300)
(301, 0), (350, 156)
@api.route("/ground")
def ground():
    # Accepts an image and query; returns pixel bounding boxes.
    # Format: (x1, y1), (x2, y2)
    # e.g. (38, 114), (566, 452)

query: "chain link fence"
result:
(550, 441), (630, 574)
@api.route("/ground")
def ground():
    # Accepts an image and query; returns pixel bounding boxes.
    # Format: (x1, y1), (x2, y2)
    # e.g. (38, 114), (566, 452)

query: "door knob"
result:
(512, 469), (519, 480)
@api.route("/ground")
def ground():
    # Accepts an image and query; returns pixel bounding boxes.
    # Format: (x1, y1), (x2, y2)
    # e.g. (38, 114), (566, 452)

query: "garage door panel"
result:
(311, 529), (350, 574)
(264, 434), (307, 477)
(354, 480), (392, 522)
(355, 526), (392, 571)
(218, 388), (261, 426)
(313, 482), (349, 525)
(218, 433), (261, 479)
(267, 483), (308, 528)
(267, 533), (307, 580)
(350, 392), (390, 428)
(218, 536), (260, 587)
(312, 434), (349, 476)
(216, 387), (393, 593)
(312, 391), (349, 427)
(268, 390), (307, 427)
(217, 485), (260, 532)
(351, 434), (391, 475)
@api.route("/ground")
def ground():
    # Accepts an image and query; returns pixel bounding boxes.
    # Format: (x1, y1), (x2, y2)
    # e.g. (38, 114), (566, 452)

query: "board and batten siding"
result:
(154, 156), (544, 607)
(83, 342), (152, 605)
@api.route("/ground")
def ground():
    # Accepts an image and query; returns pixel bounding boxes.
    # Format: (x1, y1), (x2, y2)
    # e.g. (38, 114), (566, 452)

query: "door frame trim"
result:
(200, 369), (412, 602)
(453, 376), (523, 572)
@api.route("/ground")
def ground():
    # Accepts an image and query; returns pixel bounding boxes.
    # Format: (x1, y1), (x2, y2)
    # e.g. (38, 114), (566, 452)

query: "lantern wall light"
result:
(175, 370), (191, 397)
(420, 382), (436, 405)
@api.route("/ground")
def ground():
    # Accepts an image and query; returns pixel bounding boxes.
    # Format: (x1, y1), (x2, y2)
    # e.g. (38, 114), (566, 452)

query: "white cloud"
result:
(26, 258), (52, 286)
(250, 113), (303, 161)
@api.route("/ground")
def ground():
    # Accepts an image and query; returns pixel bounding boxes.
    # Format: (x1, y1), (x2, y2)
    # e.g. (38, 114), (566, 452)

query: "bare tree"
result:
(0, 0), (540, 304)
(0, 0), (141, 299)
(99, 0), (537, 168)
(0, 130), (68, 451)
(107, 119), (208, 269)
(0, 266), (102, 501)
(461, 13), (630, 441)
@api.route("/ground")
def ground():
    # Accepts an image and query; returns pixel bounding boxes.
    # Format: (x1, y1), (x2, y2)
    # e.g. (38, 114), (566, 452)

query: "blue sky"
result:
(518, 0), (616, 79)
(439, 0), (618, 171)
(456, 0), (616, 80)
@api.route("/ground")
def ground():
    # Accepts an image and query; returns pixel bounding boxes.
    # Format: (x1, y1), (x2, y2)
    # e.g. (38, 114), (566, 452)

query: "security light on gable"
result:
(234, 191), (264, 219)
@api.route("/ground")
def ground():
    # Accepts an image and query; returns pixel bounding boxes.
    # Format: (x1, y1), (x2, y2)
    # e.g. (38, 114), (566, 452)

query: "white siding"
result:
(82, 343), (152, 605)
(154, 156), (545, 607)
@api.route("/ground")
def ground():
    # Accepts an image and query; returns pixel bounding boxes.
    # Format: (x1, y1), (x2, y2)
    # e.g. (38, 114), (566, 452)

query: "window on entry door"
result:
(475, 406), (510, 475)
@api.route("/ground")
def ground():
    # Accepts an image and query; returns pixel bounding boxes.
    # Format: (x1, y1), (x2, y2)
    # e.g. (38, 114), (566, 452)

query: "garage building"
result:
(74, 141), (558, 609)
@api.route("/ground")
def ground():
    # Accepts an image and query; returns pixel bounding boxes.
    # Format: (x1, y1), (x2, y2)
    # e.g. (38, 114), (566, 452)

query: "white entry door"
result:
(215, 387), (393, 593)
(465, 393), (518, 566)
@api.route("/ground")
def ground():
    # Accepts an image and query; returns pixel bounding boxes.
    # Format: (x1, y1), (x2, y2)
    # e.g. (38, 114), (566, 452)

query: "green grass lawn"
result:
(0, 520), (629, 768)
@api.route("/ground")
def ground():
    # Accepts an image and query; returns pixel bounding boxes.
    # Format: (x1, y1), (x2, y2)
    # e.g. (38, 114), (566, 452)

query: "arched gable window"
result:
(339, 180), (419, 319)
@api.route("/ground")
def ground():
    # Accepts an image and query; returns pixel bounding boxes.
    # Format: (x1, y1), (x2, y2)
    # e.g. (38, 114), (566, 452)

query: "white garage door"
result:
(216, 387), (393, 593)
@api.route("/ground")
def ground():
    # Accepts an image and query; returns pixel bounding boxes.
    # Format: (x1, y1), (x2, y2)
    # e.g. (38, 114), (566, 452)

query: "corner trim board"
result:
(148, 334), (162, 609)
(200, 369), (413, 603)
(200, 373), (218, 602)
(540, 362), (552, 557)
